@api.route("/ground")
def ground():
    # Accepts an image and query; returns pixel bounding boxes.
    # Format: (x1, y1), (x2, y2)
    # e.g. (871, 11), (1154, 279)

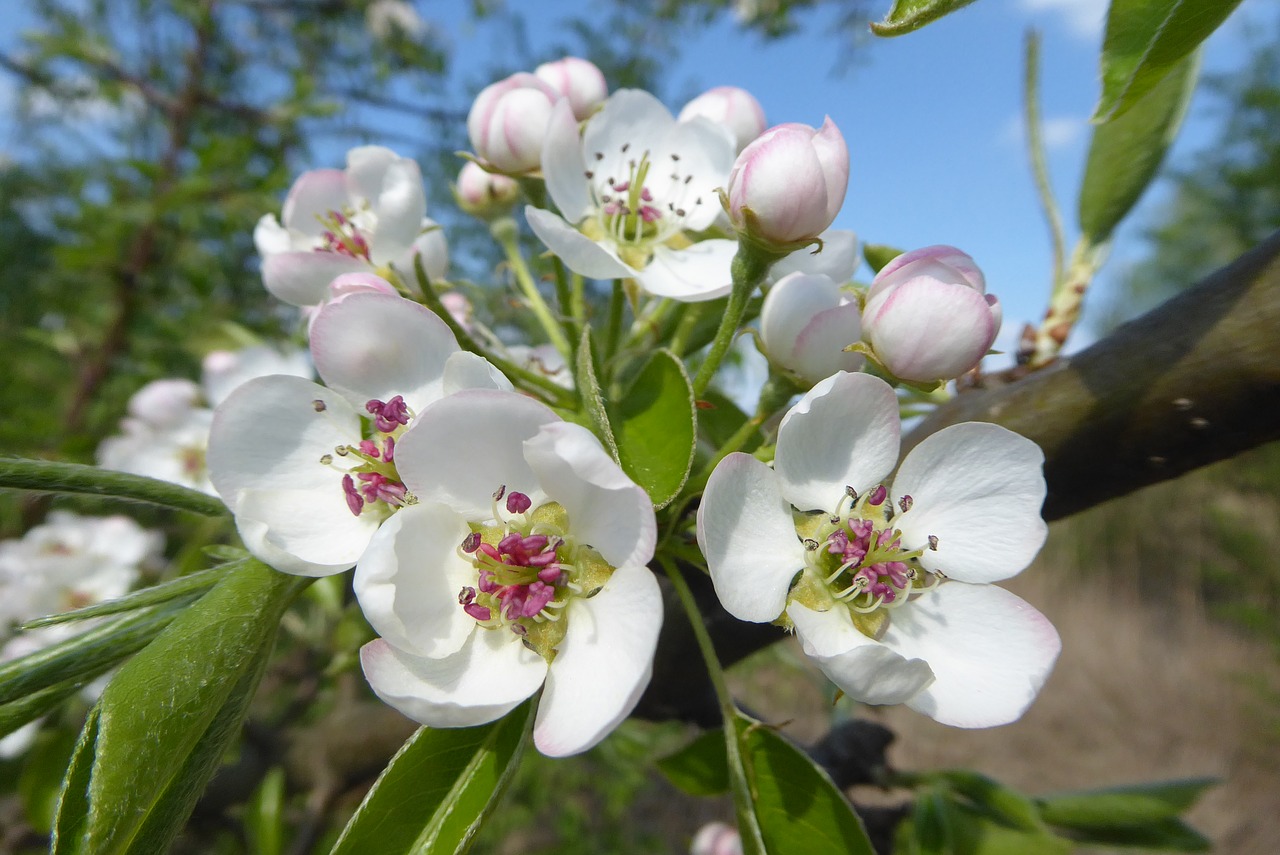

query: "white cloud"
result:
(1018, 0), (1109, 41)
(1001, 113), (1086, 151)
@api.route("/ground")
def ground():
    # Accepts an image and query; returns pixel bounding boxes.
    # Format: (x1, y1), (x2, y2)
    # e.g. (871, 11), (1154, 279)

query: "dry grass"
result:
(732, 558), (1280, 853)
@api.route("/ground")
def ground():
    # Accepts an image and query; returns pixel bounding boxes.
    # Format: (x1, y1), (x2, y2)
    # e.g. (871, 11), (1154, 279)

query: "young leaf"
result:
(329, 701), (534, 855)
(870, 0), (980, 37)
(1037, 777), (1217, 828)
(607, 349), (697, 508)
(1093, 0), (1244, 123)
(862, 243), (905, 274)
(51, 560), (309, 855)
(937, 770), (1045, 832)
(0, 678), (89, 741)
(575, 327), (620, 461)
(744, 723), (877, 855)
(1078, 51), (1199, 246)
(0, 457), (228, 517)
(1053, 817), (1211, 851)
(657, 727), (730, 796)
(937, 799), (1071, 855)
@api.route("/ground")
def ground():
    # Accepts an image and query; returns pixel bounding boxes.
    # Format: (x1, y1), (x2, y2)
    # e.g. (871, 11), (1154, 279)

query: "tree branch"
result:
(905, 227), (1280, 521)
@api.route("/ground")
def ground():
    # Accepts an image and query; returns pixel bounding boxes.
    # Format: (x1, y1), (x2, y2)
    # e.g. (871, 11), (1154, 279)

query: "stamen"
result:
(312, 399), (327, 412)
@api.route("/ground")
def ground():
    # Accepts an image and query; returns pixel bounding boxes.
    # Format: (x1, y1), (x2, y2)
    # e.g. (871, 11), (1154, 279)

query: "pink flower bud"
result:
(439, 291), (473, 331)
(760, 272), (863, 384)
(455, 161), (520, 220)
(691, 822), (743, 855)
(862, 247), (1001, 383)
(727, 118), (848, 245)
(467, 72), (560, 174)
(678, 86), (767, 154)
(534, 56), (608, 121)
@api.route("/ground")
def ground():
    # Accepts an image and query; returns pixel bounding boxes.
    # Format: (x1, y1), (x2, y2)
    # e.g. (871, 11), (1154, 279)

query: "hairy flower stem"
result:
(492, 219), (573, 358)
(693, 246), (781, 398)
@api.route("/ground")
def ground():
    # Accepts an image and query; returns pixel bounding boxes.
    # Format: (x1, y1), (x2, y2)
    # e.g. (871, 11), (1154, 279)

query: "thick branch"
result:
(905, 228), (1280, 520)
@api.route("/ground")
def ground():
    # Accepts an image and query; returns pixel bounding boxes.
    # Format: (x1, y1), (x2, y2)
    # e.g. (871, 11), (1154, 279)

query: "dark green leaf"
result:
(938, 770), (1044, 832)
(0, 677), (88, 740)
(575, 327), (619, 461)
(0, 457), (229, 517)
(1037, 777), (1217, 829)
(744, 723), (877, 855)
(1054, 817), (1210, 851)
(329, 700), (534, 855)
(870, 0), (980, 37)
(695, 389), (756, 454)
(1093, 0), (1243, 123)
(657, 727), (730, 796)
(912, 790), (952, 855)
(51, 560), (308, 855)
(939, 800), (1070, 855)
(1079, 52), (1199, 244)
(607, 349), (696, 508)
(863, 243), (904, 274)
(51, 706), (98, 851)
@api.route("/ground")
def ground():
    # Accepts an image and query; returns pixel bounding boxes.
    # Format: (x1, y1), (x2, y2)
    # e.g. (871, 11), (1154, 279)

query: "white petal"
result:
(541, 98), (591, 222)
(395, 219), (450, 282)
(310, 292), (460, 413)
(235, 486), (380, 569)
(638, 241), (736, 302)
(523, 422), (656, 571)
(394, 390), (560, 519)
(792, 302), (864, 385)
(208, 375), (360, 503)
(774, 372), (900, 512)
(360, 633), (547, 729)
(893, 423), (1048, 583)
(650, 116), (735, 232)
(442, 351), (514, 394)
(697, 454), (805, 623)
(524, 206), (634, 280)
(880, 583), (1060, 728)
(535, 563), (662, 756)
(253, 214), (293, 256)
(760, 272), (842, 367)
(787, 602), (934, 705)
(261, 251), (368, 307)
(583, 90), (674, 170)
(354, 503), (478, 658)
(370, 157), (428, 262)
(771, 229), (860, 283)
(281, 168), (349, 232)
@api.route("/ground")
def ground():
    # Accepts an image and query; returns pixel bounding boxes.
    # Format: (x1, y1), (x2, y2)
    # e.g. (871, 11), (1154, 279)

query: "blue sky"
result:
(1, 0), (1270, 360)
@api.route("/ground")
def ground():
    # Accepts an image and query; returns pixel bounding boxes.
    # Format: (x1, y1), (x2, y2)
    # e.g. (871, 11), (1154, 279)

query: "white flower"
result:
(253, 146), (447, 308)
(366, 0), (426, 40)
(678, 85), (767, 154)
(525, 89), (738, 302)
(697, 372), (1058, 728)
(354, 389), (661, 757)
(202, 344), (313, 408)
(769, 228), (860, 284)
(207, 293), (509, 576)
(759, 272), (863, 385)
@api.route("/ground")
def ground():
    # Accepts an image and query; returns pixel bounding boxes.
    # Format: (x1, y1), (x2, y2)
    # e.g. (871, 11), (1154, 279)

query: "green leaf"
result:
(329, 701), (534, 855)
(22, 566), (225, 629)
(575, 327), (619, 461)
(938, 800), (1071, 855)
(695, 389), (756, 454)
(1037, 777), (1217, 829)
(1093, 0), (1243, 123)
(1078, 51), (1199, 245)
(912, 790), (952, 855)
(19, 729), (80, 834)
(51, 560), (309, 855)
(657, 728), (730, 796)
(246, 767), (287, 855)
(862, 243), (904, 274)
(937, 770), (1044, 833)
(870, 0), (980, 37)
(1053, 817), (1211, 851)
(743, 722), (877, 855)
(0, 606), (185, 706)
(607, 349), (696, 508)
(0, 457), (229, 517)
(0, 677), (89, 741)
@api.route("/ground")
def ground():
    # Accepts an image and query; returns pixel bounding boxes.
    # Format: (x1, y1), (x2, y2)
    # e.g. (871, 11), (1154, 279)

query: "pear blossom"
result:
(467, 73), (561, 174)
(535, 57), (608, 121)
(760, 272), (863, 385)
(769, 228), (860, 284)
(678, 86), (767, 154)
(697, 372), (1058, 727)
(254, 146), (447, 308)
(862, 245), (1001, 383)
(727, 119), (848, 246)
(355, 390), (661, 756)
(0, 512), (161, 757)
(525, 89), (738, 302)
(365, 0), (426, 40)
(691, 822), (744, 855)
(207, 292), (510, 576)
(454, 161), (520, 220)
(202, 345), (314, 408)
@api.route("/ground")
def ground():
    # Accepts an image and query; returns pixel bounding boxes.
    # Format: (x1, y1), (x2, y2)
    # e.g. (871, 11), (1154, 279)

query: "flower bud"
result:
(691, 822), (743, 855)
(760, 272), (863, 384)
(467, 72), (560, 174)
(534, 56), (608, 121)
(862, 246), (1001, 383)
(678, 86), (767, 154)
(727, 118), (848, 246)
(454, 161), (521, 220)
